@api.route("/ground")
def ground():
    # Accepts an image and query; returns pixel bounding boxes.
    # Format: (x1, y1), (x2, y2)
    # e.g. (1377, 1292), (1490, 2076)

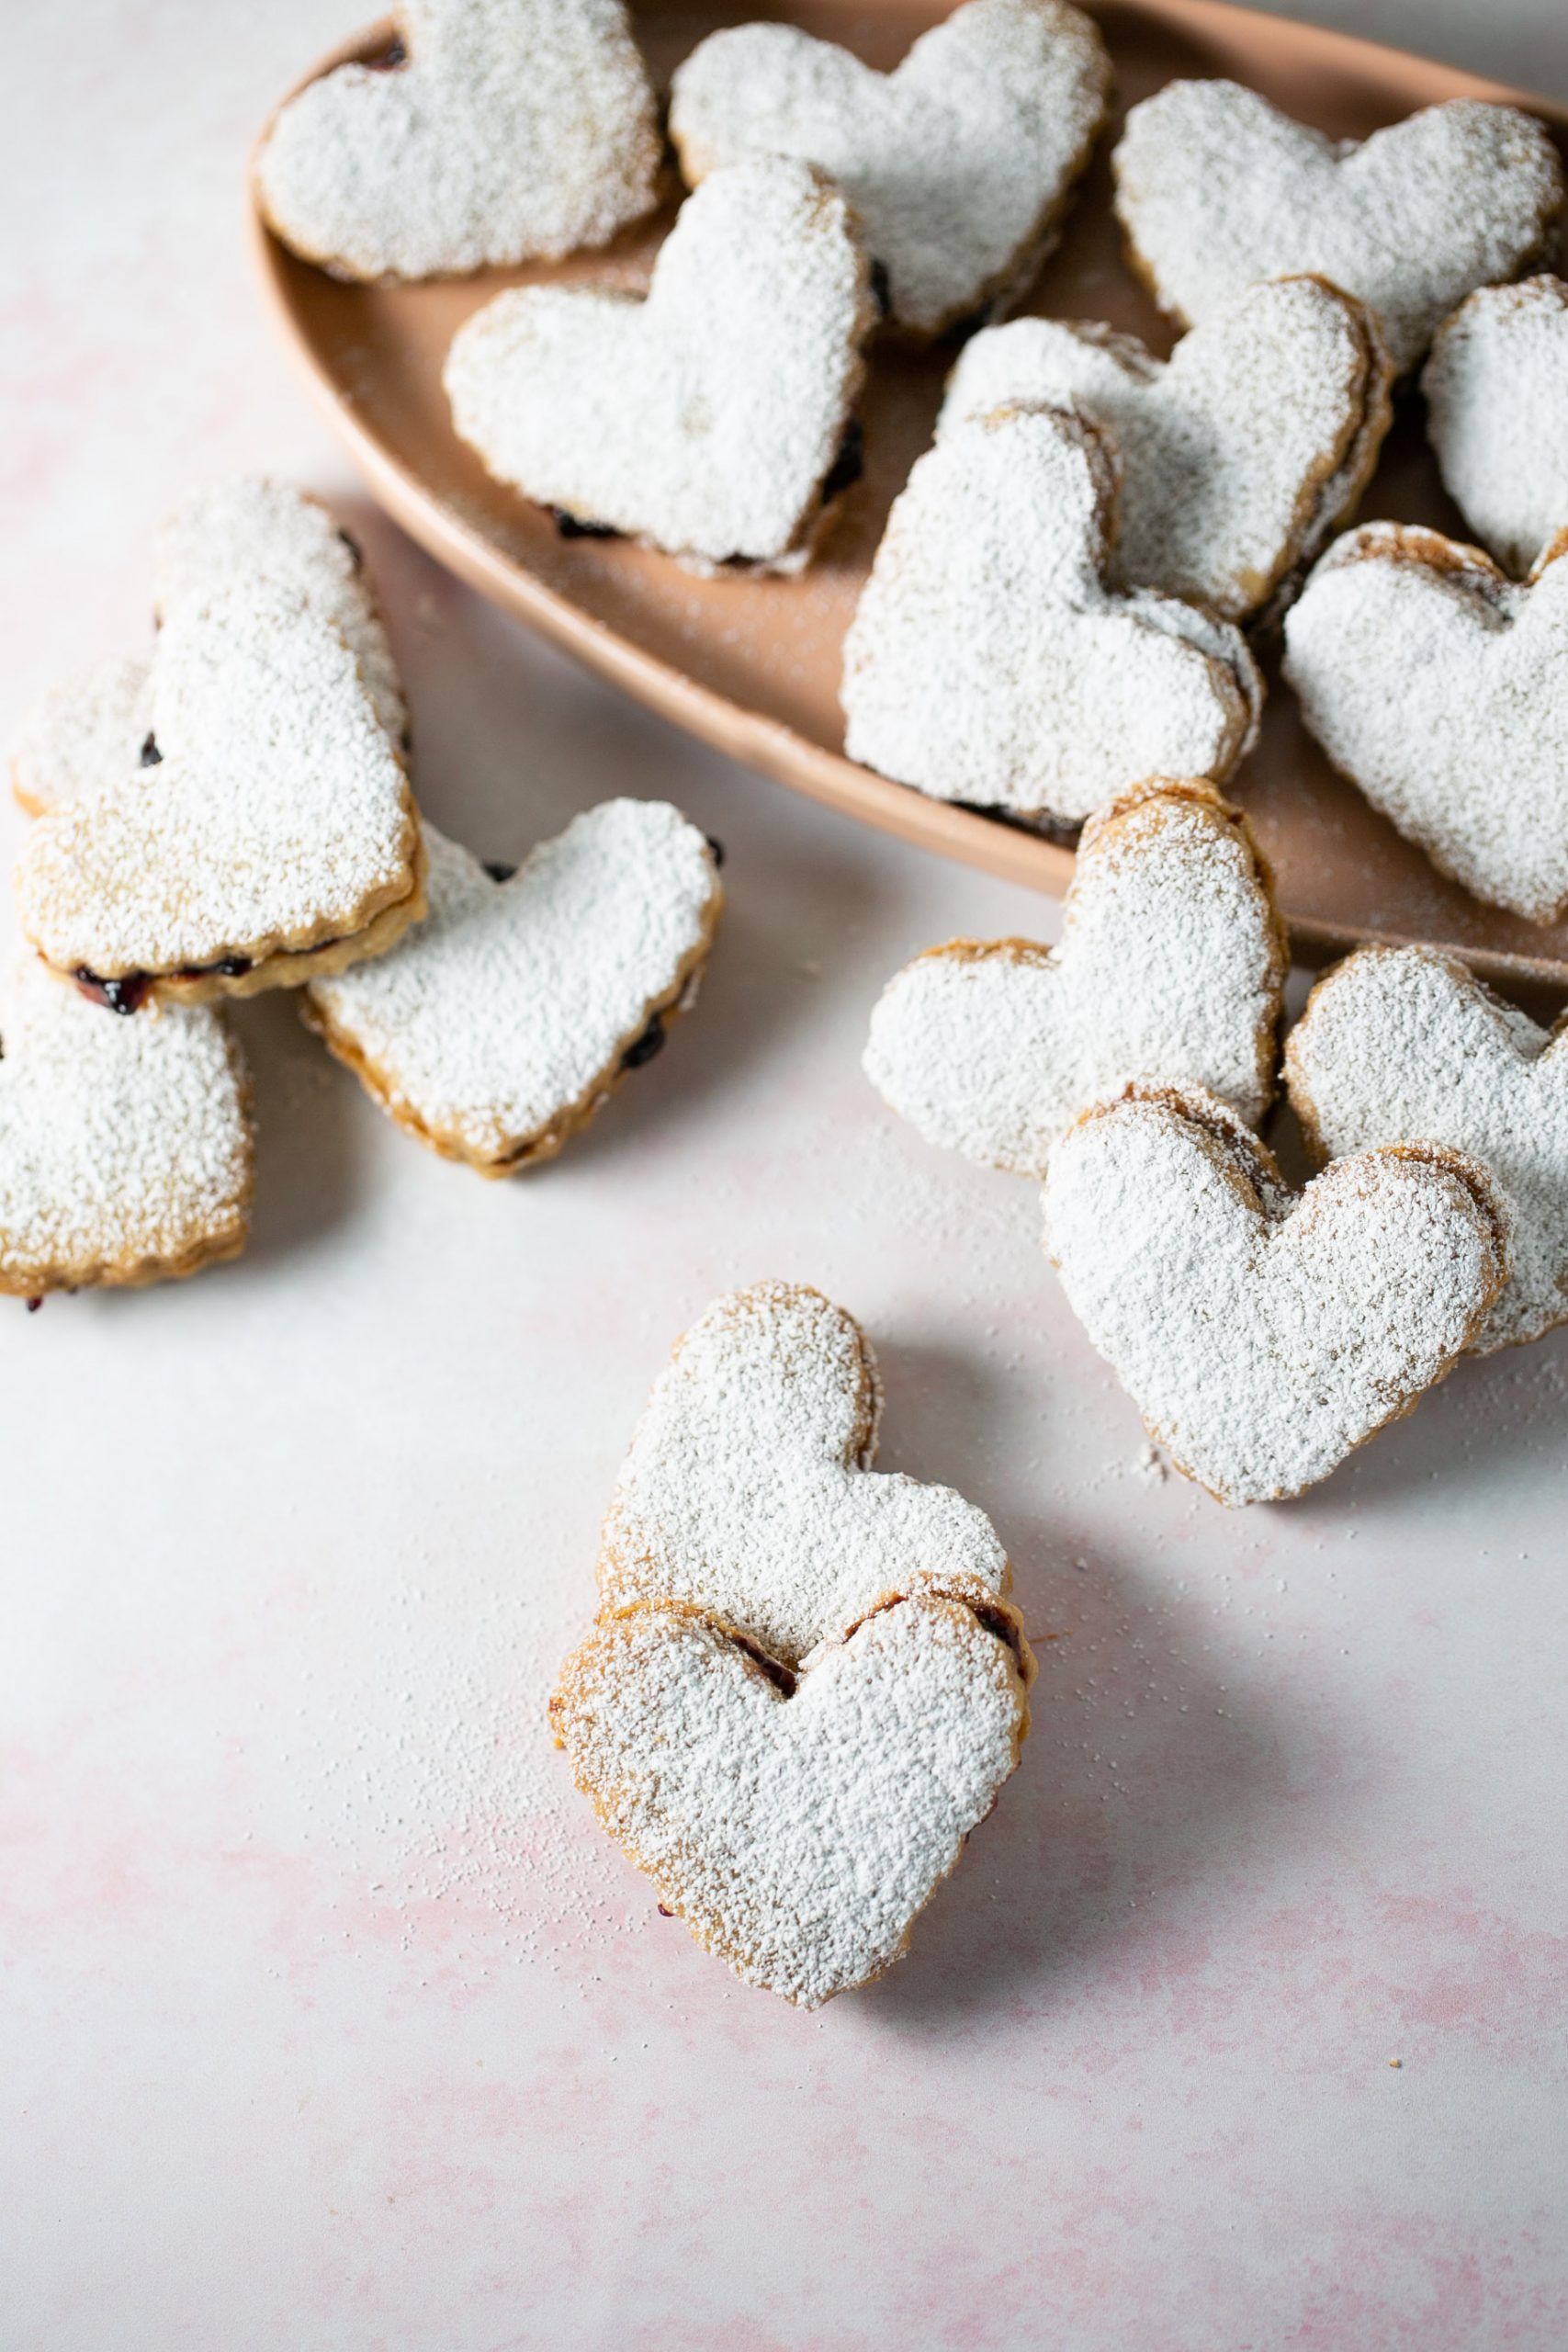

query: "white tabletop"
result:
(5, 6), (1567, 2347)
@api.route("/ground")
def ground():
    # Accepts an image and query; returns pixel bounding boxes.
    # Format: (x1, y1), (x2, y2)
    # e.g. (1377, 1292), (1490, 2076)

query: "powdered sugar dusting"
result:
(1282, 522), (1568, 922)
(10, 654), (152, 819)
(1286, 944), (1568, 1352)
(0, 952), (252, 1292)
(1042, 1085), (1509, 1505)
(255, 0), (660, 281)
(842, 404), (1262, 821)
(446, 157), (872, 567)
(864, 780), (1286, 1175)
(1423, 275), (1568, 577)
(669, 0), (1110, 335)
(939, 276), (1392, 619)
(1112, 83), (1563, 374)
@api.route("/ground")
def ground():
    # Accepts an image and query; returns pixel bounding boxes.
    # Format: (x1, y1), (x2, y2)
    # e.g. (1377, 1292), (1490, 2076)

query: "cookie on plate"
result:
(1286, 944), (1568, 1352)
(1282, 520), (1568, 922)
(1112, 82), (1563, 374)
(0, 951), (253, 1297)
(303, 800), (723, 1175)
(254, 0), (661, 281)
(865, 778), (1287, 1177)
(841, 403), (1262, 824)
(1042, 1083), (1510, 1505)
(552, 1280), (1032, 2006)
(15, 583), (425, 1011)
(668, 0), (1110, 337)
(446, 156), (875, 571)
(1423, 276), (1568, 577)
(938, 275), (1393, 620)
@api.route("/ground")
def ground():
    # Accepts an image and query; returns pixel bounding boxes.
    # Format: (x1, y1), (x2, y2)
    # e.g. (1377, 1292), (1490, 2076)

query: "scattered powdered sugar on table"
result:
(1286, 944), (1568, 1352)
(1112, 82), (1563, 374)
(1423, 275), (1568, 576)
(842, 404), (1261, 821)
(1282, 522), (1568, 922)
(938, 276), (1392, 620)
(254, 0), (660, 281)
(863, 780), (1286, 1176)
(669, 0), (1109, 335)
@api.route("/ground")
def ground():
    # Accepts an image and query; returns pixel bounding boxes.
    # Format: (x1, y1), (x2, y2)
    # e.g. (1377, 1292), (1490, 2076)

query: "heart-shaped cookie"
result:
(1282, 522), (1568, 923)
(598, 1280), (1011, 1666)
(1112, 83), (1563, 375)
(551, 1587), (1032, 2007)
(1286, 945), (1568, 1353)
(0, 953), (253, 1296)
(938, 276), (1393, 620)
(841, 404), (1262, 823)
(668, 0), (1110, 336)
(303, 800), (723, 1175)
(865, 779), (1287, 1176)
(12, 480), (405, 820)
(1043, 1084), (1509, 1504)
(1423, 276), (1568, 576)
(15, 584), (425, 1008)
(445, 157), (874, 569)
(254, 0), (660, 281)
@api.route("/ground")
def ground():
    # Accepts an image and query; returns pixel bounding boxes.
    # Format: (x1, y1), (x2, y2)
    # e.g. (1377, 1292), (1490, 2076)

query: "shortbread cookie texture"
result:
(1287, 945), (1568, 1353)
(1424, 276), (1568, 576)
(1283, 522), (1568, 923)
(597, 1280), (1011, 1665)
(0, 953), (253, 1295)
(15, 585), (424, 1007)
(939, 276), (1393, 620)
(303, 801), (722, 1175)
(1112, 82), (1563, 374)
(865, 780), (1287, 1177)
(841, 404), (1261, 823)
(254, 0), (660, 281)
(446, 158), (874, 570)
(551, 1588), (1032, 2008)
(668, 0), (1110, 336)
(1043, 1085), (1509, 1505)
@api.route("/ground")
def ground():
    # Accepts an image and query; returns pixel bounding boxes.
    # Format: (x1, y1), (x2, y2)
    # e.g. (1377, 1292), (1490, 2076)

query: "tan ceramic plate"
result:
(252, 0), (1568, 992)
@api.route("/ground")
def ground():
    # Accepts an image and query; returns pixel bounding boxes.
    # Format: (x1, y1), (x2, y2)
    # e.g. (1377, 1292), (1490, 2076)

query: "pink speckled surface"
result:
(4, 5), (1568, 2346)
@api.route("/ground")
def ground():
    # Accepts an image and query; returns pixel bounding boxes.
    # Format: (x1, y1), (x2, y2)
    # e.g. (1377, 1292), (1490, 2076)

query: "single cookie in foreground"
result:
(1042, 1084), (1509, 1505)
(302, 800), (723, 1175)
(938, 275), (1393, 621)
(1423, 276), (1568, 577)
(0, 952), (253, 1297)
(669, 0), (1110, 337)
(446, 157), (875, 571)
(254, 0), (660, 281)
(1286, 945), (1568, 1353)
(596, 1279), (1011, 1664)
(841, 404), (1262, 824)
(865, 779), (1287, 1178)
(1111, 82), (1562, 374)
(1282, 521), (1568, 923)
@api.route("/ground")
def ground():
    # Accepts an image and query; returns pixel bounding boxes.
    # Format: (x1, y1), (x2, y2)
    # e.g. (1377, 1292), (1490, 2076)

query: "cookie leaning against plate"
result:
(446, 156), (875, 571)
(937, 275), (1393, 621)
(254, 0), (661, 281)
(865, 778), (1287, 1178)
(0, 951), (253, 1297)
(1111, 82), (1563, 374)
(668, 0), (1110, 337)
(552, 1281), (1032, 2007)
(1043, 1084), (1510, 1506)
(1282, 521), (1568, 923)
(1423, 276), (1568, 577)
(841, 403), (1261, 825)
(303, 801), (723, 1176)
(1286, 945), (1568, 1353)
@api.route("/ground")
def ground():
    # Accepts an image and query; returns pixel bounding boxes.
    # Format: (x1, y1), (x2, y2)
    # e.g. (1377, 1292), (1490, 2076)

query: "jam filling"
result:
(704, 834), (726, 868)
(483, 860), (518, 884)
(140, 733), (162, 766)
(728, 1631), (797, 1697)
(819, 418), (864, 506)
(868, 258), (892, 319)
(550, 508), (620, 541)
(337, 526), (364, 571)
(367, 33), (407, 68)
(73, 967), (151, 1016)
(619, 1012), (666, 1071)
(942, 298), (998, 345)
(26, 1297), (43, 1314)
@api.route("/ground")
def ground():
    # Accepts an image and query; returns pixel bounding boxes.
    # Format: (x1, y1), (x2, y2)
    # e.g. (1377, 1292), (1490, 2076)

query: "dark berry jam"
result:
(483, 861), (518, 884)
(73, 967), (151, 1016)
(549, 508), (620, 541)
(337, 526), (364, 571)
(820, 418), (864, 505)
(139, 733), (162, 766)
(869, 258), (892, 318)
(704, 834), (726, 869)
(619, 1012), (666, 1071)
